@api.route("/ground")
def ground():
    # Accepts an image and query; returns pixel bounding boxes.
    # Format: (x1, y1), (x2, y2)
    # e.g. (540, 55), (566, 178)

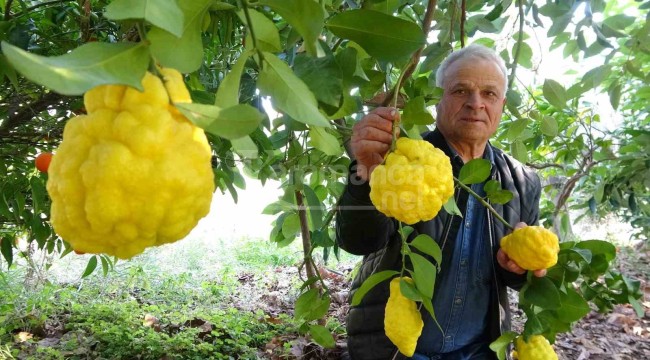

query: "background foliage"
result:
(0, 0), (648, 353)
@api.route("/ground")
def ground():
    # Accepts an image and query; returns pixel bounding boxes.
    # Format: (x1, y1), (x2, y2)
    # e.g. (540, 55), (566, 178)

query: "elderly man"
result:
(336, 44), (542, 360)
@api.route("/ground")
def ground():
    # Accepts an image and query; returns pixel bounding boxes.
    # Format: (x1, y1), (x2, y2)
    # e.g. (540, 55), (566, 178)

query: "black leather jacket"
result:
(336, 129), (541, 360)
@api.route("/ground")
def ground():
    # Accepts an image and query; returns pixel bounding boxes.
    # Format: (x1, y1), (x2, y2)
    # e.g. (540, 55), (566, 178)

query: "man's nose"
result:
(464, 91), (484, 109)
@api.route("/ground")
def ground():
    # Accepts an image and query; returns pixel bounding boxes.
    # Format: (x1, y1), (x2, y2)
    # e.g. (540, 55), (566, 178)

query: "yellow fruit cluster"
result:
(384, 277), (423, 357)
(370, 137), (454, 225)
(500, 226), (560, 270)
(513, 335), (558, 360)
(47, 68), (214, 259)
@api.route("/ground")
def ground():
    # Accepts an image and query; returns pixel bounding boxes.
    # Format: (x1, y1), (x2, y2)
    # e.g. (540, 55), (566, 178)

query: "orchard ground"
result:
(0, 180), (648, 359)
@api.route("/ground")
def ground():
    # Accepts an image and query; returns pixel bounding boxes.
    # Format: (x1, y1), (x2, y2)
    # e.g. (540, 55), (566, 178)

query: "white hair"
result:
(435, 44), (508, 92)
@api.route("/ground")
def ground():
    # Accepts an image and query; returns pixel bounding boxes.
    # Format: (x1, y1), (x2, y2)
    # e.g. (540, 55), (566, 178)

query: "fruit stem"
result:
(398, 222), (408, 278)
(453, 176), (514, 230)
(389, 67), (408, 153)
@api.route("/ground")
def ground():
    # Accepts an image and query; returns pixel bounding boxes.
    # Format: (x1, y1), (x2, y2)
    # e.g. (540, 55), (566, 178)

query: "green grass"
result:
(0, 236), (360, 359)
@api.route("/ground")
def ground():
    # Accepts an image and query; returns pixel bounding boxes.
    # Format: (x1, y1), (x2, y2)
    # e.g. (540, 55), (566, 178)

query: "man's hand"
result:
(497, 222), (547, 278)
(351, 107), (399, 181)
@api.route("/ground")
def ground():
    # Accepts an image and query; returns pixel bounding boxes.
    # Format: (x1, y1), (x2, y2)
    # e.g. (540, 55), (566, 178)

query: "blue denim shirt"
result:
(414, 146), (495, 357)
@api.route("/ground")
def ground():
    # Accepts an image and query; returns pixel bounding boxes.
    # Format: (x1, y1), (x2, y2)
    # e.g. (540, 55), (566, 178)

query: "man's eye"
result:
(453, 89), (466, 94)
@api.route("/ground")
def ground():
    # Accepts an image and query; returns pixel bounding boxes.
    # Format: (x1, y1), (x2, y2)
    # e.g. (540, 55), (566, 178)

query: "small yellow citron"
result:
(47, 68), (214, 259)
(385, 277), (423, 357)
(500, 226), (560, 270)
(370, 137), (454, 225)
(513, 335), (558, 360)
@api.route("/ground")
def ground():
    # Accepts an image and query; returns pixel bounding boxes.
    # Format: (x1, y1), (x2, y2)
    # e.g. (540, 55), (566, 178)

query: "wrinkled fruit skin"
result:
(370, 137), (454, 225)
(500, 226), (559, 270)
(513, 335), (558, 360)
(47, 68), (214, 259)
(385, 277), (424, 357)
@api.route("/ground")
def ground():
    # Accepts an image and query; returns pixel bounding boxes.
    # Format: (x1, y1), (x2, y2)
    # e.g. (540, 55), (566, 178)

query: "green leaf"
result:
(231, 136), (259, 159)
(326, 9), (426, 62)
(523, 276), (561, 309)
(237, 9), (281, 53)
(302, 185), (324, 230)
(542, 79), (568, 109)
(309, 127), (342, 156)
(81, 256), (98, 278)
(443, 196), (462, 217)
(510, 140), (528, 163)
(148, 0), (212, 73)
(258, 53), (330, 127)
(399, 277), (423, 302)
(556, 287), (590, 323)
(294, 289), (330, 321)
(608, 81), (621, 110)
(540, 116), (558, 137)
(294, 54), (343, 108)
(257, 0), (325, 57)
(487, 190), (513, 205)
(281, 213), (301, 238)
(402, 96), (435, 125)
(308, 324), (335, 348)
(105, 0), (184, 37)
(409, 252), (436, 298)
(458, 159), (491, 184)
(409, 234), (442, 267)
(177, 103), (263, 140)
(1, 236), (12, 267)
(216, 50), (253, 108)
(1, 41), (149, 96)
(351, 270), (399, 306)
(100, 255), (110, 276)
(575, 240), (616, 262)
(489, 331), (517, 360)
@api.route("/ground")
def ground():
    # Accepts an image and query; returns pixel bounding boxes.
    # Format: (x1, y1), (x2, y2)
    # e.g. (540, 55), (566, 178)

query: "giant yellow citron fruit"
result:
(47, 68), (214, 259)
(500, 226), (560, 270)
(384, 277), (423, 357)
(370, 137), (454, 225)
(513, 335), (558, 360)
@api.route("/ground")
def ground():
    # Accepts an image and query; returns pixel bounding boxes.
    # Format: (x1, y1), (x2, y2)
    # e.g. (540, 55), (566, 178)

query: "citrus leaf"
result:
(308, 324), (336, 348)
(295, 289), (330, 322)
(540, 115), (559, 137)
(409, 252), (436, 298)
(302, 184), (324, 230)
(105, 0), (184, 38)
(81, 256), (98, 278)
(351, 270), (398, 306)
(443, 196), (462, 217)
(148, 0), (212, 73)
(1, 41), (149, 95)
(486, 190), (513, 205)
(215, 50), (253, 108)
(326, 9), (425, 61)
(510, 140), (528, 163)
(489, 331), (517, 360)
(458, 159), (491, 184)
(177, 103), (263, 139)
(399, 277), (423, 302)
(257, 0), (325, 57)
(237, 9), (281, 53)
(281, 213), (301, 238)
(575, 240), (616, 262)
(523, 276), (561, 309)
(1, 236), (13, 267)
(309, 127), (342, 156)
(402, 96), (435, 125)
(258, 52), (330, 127)
(409, 234), (442, 267)
(556, 287), (590, 323)
(231, 136), (258, 159)
(543, 79), (568, 109)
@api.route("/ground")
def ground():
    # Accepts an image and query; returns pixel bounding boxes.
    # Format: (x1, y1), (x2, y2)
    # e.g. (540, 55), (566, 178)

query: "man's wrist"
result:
(347, 161), (372, 202)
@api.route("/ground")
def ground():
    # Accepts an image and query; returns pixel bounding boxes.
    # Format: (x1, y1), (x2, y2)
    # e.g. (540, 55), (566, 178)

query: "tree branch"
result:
(460, 0), (466, 48)
(382, 0), (438, 106)
(0, 92), (66, 136)
(508, 0), (525, 89)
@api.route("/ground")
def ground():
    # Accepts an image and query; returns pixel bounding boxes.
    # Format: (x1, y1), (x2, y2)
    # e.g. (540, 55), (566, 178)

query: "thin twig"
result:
(11, 0), (72, 19)
(508, 0), (525, 89)
(460, 0), (466, 47)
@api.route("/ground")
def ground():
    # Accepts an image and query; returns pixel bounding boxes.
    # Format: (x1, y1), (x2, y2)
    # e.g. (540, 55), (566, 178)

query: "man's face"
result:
(435, 58), (507, 146)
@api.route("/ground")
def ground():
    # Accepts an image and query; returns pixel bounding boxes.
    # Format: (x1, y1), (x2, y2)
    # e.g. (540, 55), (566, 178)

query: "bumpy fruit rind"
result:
(385, 277), (423, 357)
(500, 226), (560, 270)
(513, 335), (558, 360)
(370, 137), (454, 225)
(47, 68), (214, 259)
